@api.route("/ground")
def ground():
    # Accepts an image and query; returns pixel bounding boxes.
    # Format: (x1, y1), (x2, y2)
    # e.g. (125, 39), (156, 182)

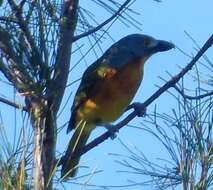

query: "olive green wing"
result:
(67, 60), (109, 132)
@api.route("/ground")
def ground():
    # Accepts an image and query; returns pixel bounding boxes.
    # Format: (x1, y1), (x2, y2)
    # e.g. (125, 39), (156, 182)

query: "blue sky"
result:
(57, 1), (213, 189)
(0, 0), (213, 189)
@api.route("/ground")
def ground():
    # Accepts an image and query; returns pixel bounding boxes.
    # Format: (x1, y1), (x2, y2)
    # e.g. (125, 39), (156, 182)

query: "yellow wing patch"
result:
(97, 66), (117, 78)
(85, 99), (97, 109)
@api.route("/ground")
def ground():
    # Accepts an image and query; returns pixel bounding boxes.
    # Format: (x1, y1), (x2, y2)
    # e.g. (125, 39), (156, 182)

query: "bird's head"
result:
(100, 34), (174, 69)
(117, 34), (175, 57)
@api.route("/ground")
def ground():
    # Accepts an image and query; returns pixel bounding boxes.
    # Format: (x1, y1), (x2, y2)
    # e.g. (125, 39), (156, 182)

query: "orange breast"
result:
(79, 58), (146, 124)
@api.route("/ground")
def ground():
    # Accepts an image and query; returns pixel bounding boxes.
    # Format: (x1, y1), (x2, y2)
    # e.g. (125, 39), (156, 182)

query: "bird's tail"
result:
(61, 120), (94, 179)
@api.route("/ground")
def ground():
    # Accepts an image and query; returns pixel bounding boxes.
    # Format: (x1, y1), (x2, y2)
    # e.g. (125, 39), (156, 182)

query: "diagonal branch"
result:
(0, 96), (27, 111)
(60, 34), (213, 163)
(72, 0), (131, 42)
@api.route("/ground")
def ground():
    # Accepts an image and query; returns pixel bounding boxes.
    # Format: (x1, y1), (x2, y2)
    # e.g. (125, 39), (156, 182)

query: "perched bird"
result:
(61, 34), (174, 179)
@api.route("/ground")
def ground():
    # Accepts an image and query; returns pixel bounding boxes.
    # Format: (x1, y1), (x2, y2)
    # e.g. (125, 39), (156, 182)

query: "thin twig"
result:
(72, 0), (131, 42)
(0, 96), (27, 111)
(174, 85), (213, 100)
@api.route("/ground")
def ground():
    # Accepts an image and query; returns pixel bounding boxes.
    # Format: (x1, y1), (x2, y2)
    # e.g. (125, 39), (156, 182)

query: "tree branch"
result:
(174, 85), (213, 100)
(60, 34), (213, 163)
(51, 0), (79, 112)
(7, 0), (44, 72)
(0, 96), (27, 111)
(0, 16), (18, 23)
(72, 0), (131, 42)
(0, 27), (36, 91)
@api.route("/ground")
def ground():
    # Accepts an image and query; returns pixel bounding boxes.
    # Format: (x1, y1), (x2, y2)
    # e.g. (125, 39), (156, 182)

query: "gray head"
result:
(101, 34), (174, 68)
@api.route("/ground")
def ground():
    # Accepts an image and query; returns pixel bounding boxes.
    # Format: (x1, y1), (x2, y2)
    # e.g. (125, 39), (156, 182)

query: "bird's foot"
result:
(104, 124), (118, 140)
(127, 102), (146, 117)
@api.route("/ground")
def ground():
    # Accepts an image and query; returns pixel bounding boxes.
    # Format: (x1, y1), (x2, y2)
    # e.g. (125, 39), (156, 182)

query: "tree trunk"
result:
(30, 0), (80, 188)
(31, 100), (56, 190)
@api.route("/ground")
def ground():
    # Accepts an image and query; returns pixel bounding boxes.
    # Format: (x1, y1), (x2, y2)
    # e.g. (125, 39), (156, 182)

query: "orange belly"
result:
(78, 58), (145, 124)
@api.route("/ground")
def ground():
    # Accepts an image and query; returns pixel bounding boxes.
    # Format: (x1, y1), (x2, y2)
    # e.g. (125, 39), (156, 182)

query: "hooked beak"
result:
(154, 40), (175, 52)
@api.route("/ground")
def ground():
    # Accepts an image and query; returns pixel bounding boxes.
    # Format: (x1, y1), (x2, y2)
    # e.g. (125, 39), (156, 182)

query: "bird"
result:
(61, 34), (174, 179)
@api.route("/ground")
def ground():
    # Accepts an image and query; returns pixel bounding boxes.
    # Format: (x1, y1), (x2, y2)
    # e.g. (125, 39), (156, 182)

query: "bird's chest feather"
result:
(84, 59), (145, 123)
(100, 60), (143, 103)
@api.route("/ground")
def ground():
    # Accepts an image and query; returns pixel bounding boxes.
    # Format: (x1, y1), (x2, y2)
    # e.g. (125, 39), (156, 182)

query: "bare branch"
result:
(174, 85), (213, 100)
(0, 96), (27, 111)
(0, 16), (18, 23)
(51, 0), (79, 112)
(72, 0), (131, 42)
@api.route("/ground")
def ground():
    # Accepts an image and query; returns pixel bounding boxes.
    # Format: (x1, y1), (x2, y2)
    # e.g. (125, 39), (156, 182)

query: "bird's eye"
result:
(144, 39), (150, 47)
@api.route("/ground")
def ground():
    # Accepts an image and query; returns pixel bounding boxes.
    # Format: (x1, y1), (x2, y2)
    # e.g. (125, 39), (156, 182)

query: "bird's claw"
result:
(131, 102), (146, 117)
(104, 124), (118, 140)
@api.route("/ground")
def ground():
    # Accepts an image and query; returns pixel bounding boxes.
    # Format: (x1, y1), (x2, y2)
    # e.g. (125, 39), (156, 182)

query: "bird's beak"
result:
(154, 40), (175, 52)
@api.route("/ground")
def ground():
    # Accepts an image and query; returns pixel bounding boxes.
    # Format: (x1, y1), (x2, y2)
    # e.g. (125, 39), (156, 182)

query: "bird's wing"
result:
(68, 59), (114, 132)
(72, 61), (105, 110)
